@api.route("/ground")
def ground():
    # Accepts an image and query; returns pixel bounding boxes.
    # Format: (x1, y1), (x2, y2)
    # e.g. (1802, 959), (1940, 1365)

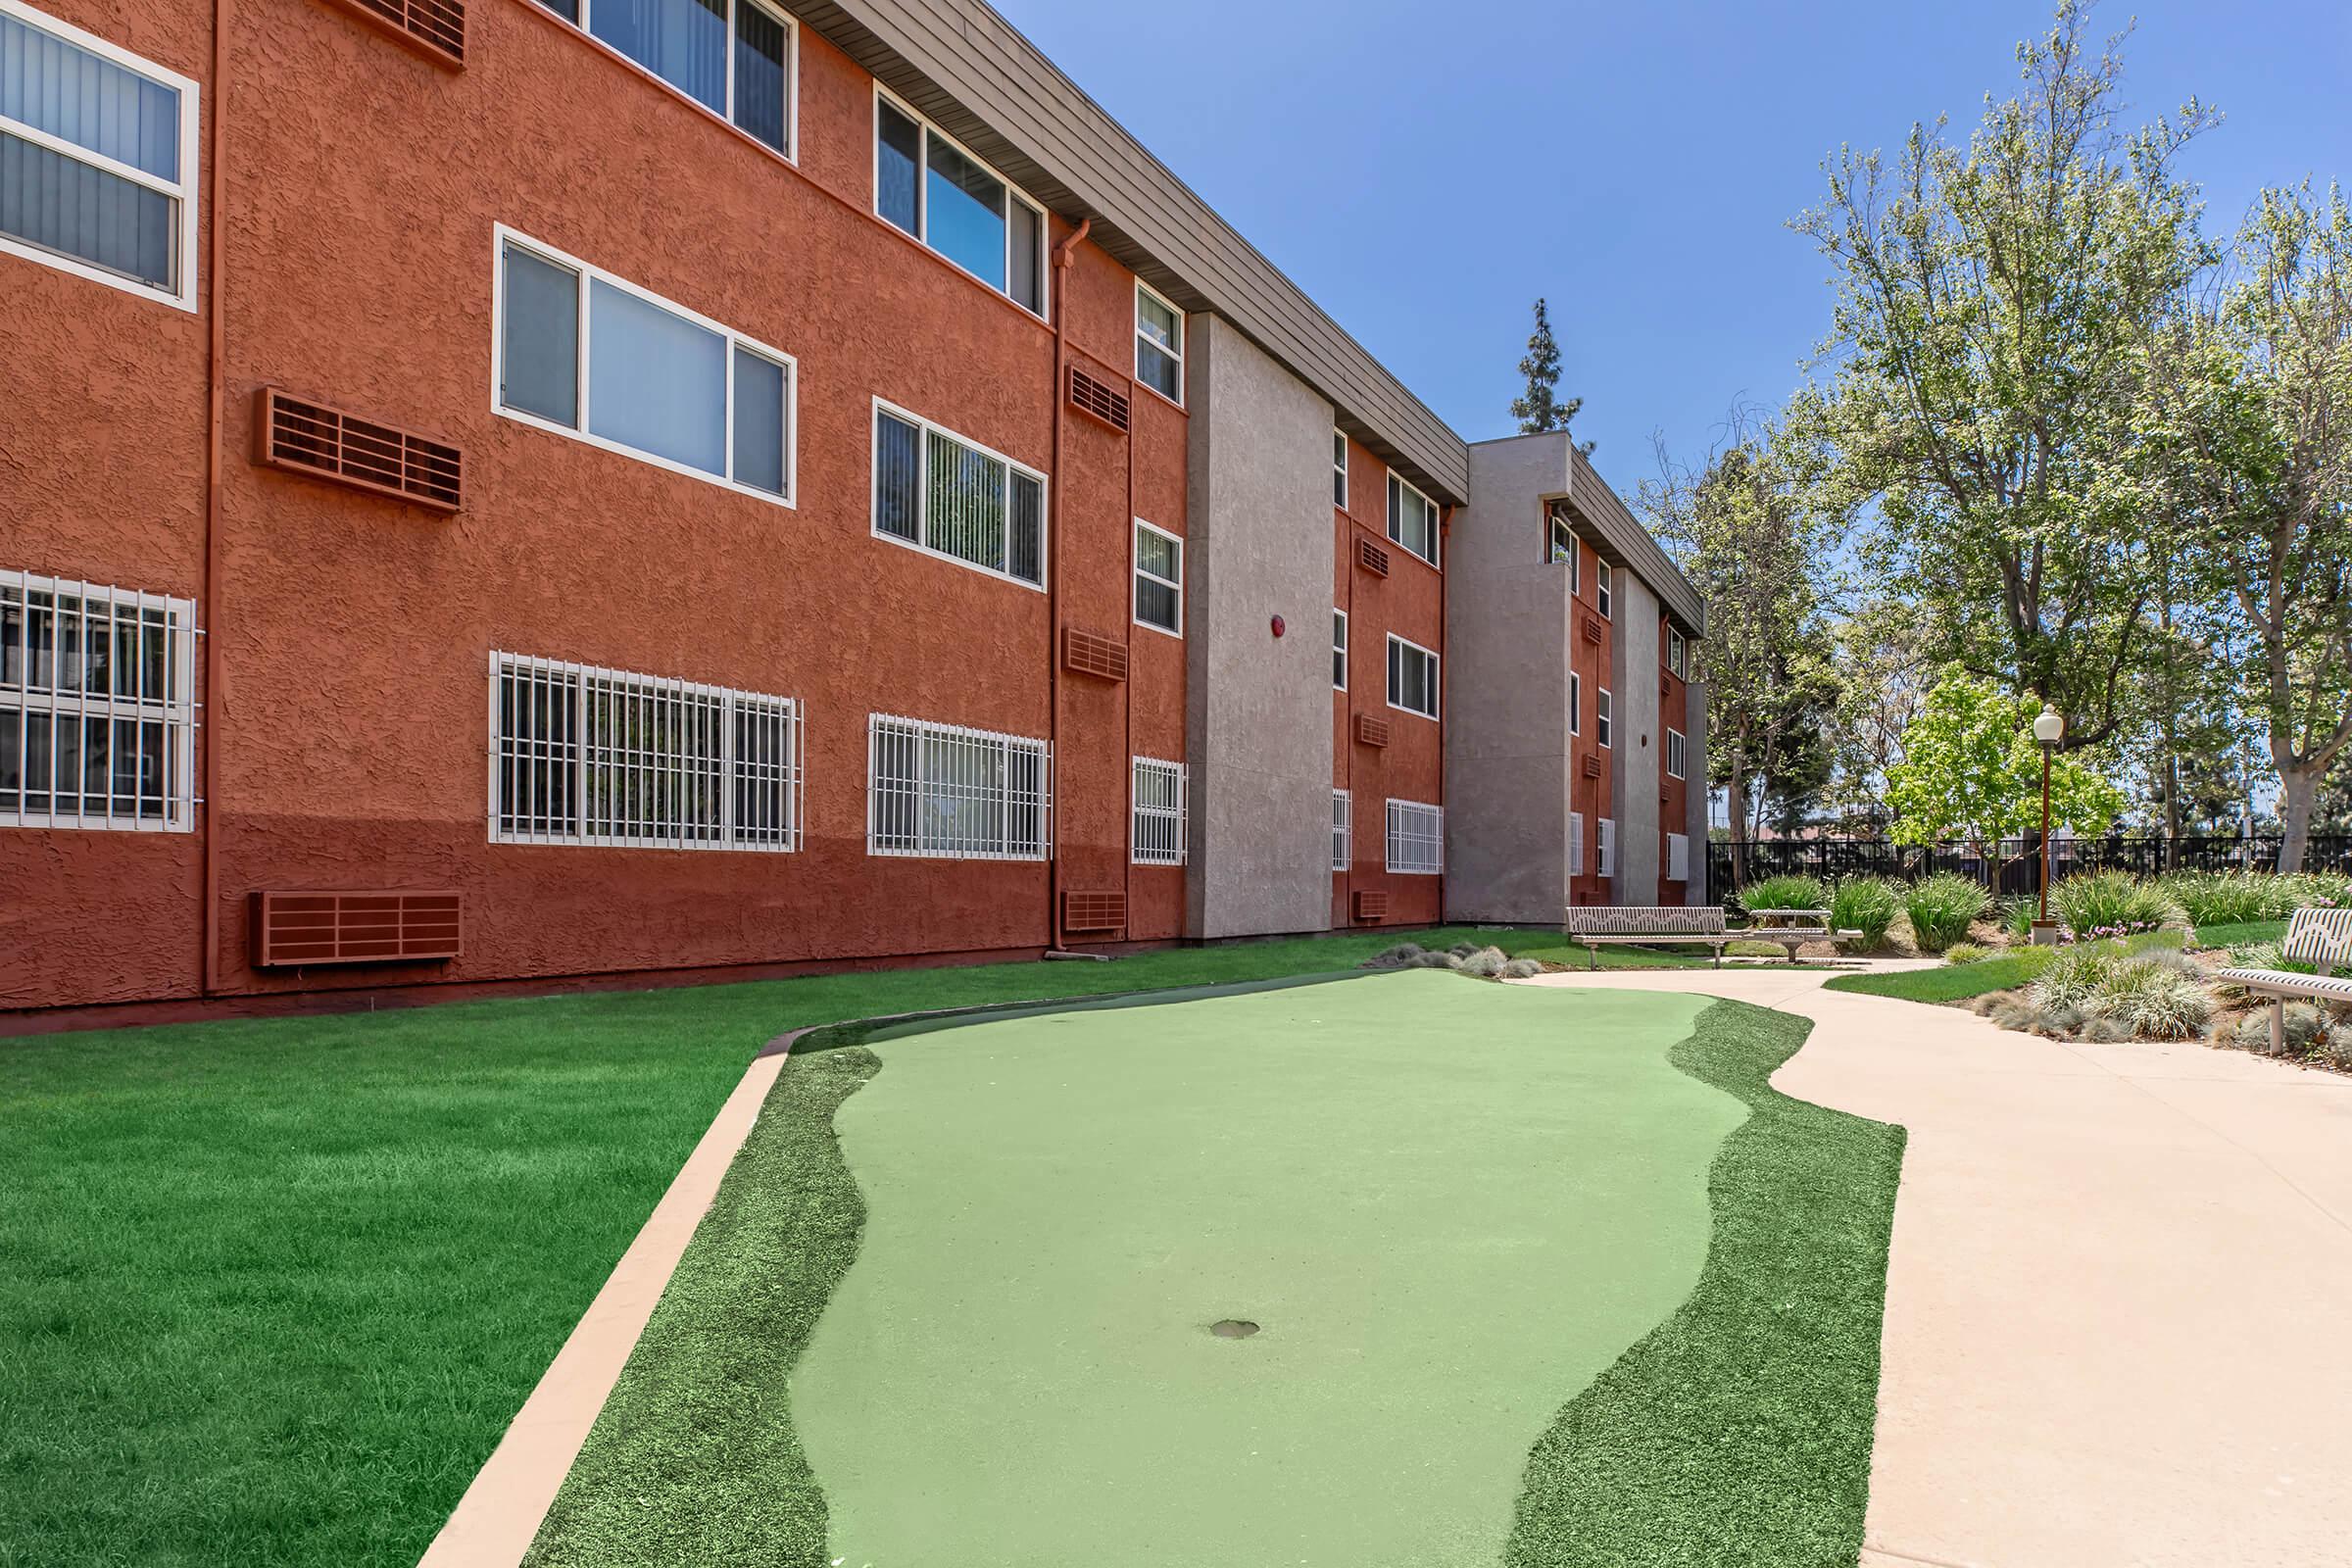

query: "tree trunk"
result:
(1727, 760), (1752, 887)
(2278, 761), (2318, 873)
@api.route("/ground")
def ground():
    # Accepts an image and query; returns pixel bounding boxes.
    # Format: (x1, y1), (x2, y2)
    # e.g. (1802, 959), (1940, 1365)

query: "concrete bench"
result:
(2216, 906), (2352, 1054)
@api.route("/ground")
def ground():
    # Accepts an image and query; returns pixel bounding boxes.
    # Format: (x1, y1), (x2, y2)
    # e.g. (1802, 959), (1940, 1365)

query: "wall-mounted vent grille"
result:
(1582, 753), (1603, 779)
(1352, 889), (1390, 921)
(1354, 713), (1391, 749)
(255, 388), (462, 511)
(320, 0), (466, 67)
(1062, 626), (1128, 681)
(1062, 889), (1127, 934)
(1581, 613), (1604, 644)
(1356, 538), (1391, 577)
(1068, 367), (1131, 432)
(251, 889), (462, 967)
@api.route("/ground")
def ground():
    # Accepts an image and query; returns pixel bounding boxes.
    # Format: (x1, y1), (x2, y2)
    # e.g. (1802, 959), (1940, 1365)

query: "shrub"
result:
(1905, 874), (1988, 952)
(1364, 943), (1425, 969)
(1996, 896), (2039, 941)
(1498, 956), (1544, 980)
(1943, 943), (1990, 965)
(2081, 1015), (2137, 1044)
(1830, 877), (1901, 950)
(1406, 950), (1461, 969)
(1448, 942), (1481, 959)
(2156, 870), (2351, 927)
(1458, 946), (1509, 978)
(2232, 1002), (2328, 1054)
(1740, 875), (1826, 916)
(2082, 959), (2213, 1040)
(2051, 871), (2181, 941)
(2029, 944), (2124, 1010)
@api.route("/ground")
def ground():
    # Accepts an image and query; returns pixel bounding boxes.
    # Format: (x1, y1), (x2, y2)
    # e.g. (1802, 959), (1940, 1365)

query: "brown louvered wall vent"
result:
(255, 388), (462, 511)
(1356, 538), (1391, 577)
(319, 0), (466, 68)
(1352, 889), (1391, 921)
(1354, 714), (1391, 749)
(1068, 367), (1131, 432)
(251, 889), (463, 968)
(1581, 613), (1604, 644)
(1061, 626), (1129, 682)
(1062, 889), (1127, 935)
(1582, 754), (1603, 780)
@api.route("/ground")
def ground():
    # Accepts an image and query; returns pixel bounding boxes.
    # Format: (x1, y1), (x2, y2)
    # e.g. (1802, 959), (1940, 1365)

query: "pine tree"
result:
(1510, 298), (1589, 449)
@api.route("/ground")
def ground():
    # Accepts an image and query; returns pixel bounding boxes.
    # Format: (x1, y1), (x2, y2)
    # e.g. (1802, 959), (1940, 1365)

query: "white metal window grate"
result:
(1668, 831), (1690, 883)
(3, 569), (197, 831)
(1598, 816), (1617, 878)
(489, 653), (801, 851)
(1131, 756), (1185, 864)
(1332, 788), (1351, 871)
(1568, 810), (1586, 877)
(1386, 798), (1443, 875)
(867, 712), (1051, 860)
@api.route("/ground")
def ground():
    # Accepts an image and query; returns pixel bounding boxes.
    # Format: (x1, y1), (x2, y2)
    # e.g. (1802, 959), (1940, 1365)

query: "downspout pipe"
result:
(1044, 216), (1092, 957)
(200, 0), (228, 995)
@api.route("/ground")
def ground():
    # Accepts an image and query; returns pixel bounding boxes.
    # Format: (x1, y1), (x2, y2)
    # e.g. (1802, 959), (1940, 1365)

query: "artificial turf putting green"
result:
(528, 976), (1906, 1567)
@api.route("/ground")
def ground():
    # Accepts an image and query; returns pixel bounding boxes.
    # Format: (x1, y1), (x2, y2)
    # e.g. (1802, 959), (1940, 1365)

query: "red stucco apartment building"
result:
(1, 0), (1704, 1020)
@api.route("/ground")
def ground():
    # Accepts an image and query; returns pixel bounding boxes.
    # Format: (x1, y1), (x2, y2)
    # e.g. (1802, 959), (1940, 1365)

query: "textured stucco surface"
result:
(1613, 573), (1663, 905)
(1184, 318), (1334, 940)
(1684, 678), (1711, 905)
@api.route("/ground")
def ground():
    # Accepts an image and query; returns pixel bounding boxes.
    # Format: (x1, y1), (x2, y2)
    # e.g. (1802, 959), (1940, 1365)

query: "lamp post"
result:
(2032, 704), (2066, 945)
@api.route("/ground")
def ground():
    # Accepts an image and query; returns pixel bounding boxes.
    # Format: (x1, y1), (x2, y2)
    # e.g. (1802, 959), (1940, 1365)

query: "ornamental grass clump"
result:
(1942, 942), (1991, 966)
(1740, 875), (1826, 916)
(2158, 870), (2346, 927)
(2084, 960), (2212, 1040)
(1904, 874), (1987, 952)
(2231, 1004), (2328, 1055)
(1830, 877), (1901, 950)
(2051, 871), (2180, 941)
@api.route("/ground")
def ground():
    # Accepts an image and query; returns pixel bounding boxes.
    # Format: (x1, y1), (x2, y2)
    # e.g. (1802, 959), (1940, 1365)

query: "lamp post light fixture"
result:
(2032, 703), (2066, 945)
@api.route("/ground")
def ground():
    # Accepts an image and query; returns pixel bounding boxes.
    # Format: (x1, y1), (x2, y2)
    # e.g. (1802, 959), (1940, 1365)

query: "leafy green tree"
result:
(1886, 671), (2127, 855)
(1793, 1), (2214, 750)
(1510, 298), (1589, 449)
(2137, 183), (2352, 869)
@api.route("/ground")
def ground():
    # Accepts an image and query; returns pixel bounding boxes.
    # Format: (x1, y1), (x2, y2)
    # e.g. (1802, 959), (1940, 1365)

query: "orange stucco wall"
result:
(2, 0), (1192, 1009)
(1569, 540), (1615, 906)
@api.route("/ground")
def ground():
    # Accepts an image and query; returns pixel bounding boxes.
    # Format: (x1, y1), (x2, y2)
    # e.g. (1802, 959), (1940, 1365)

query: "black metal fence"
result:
(1709, 834), (2352, 899)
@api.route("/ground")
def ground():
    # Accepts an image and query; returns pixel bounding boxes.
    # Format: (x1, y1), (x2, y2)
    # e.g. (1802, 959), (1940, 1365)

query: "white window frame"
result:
(1332, 788), (1351, 871)
(1130, 756), (1186, 865)
(1596, 686), (1613, 749)
(1667, 625), (1687, 679)
(1568, 810), (1587, 877)
(1332, 429), (1349, 509)
(1385, 469), (1441, 566)
(1134, 279), (1185, 407)
(870, 86), (1049, 318)
(1596, 560), (1613, 618)
(530, 0), (798, 162)
(1598, 816), (1617, 878)
(1132, 519), (1183, 637)
(1332, 610), (1348, 691)
(1385, 798), (1444, 875)
(865, 712), (1052, 861)
(1667, 727), (1687, 780)
(1668, 831), (1690, 884)
(486, 652), (803, 852)
(1547, 509), (1580, 589)
(1386, 632), (1440, 721)
(869, 396), (1049, 591)
(0, 0), (200, 312)
(1569, 668), (1582, 737)
(3, 568), (197, 831)
(492, 226), (798, 508)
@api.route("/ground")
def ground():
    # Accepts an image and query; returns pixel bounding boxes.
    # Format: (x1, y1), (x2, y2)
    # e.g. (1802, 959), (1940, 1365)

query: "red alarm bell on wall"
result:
(1271, 614), (1286, 637)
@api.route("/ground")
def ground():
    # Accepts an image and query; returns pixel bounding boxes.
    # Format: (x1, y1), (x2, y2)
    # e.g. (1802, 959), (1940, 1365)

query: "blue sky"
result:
(1000, 0), (2352, 495)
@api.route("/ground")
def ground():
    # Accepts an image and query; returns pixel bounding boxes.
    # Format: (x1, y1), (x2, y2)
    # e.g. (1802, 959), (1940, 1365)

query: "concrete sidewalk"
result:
(1518, 964), (2352, 1568)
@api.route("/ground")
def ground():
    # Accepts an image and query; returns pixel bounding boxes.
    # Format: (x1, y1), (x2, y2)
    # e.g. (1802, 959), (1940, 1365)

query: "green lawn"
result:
(528, 978), (1903, 1566)
(0, 924), (1707, 1568)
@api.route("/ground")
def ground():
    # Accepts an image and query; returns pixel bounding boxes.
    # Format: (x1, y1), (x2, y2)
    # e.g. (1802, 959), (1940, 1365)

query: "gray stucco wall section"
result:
(1444, 434), (1576, 923)
(1684, 677), (1712, 905)
(1184, 316), (1337, 939)
(1612, 574), (1662, 904)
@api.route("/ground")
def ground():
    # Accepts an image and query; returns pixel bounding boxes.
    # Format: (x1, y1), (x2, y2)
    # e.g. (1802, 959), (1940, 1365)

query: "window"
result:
(1136, 282), (1183, 404)
(1668, 831), (1690, 883)
(1131, 757), (1185, 865)
(1667, 728), (1687, 779)
(1331, 610), (1348, 691)
(1597, 816), (1617, 878)
(1596, 687), (1613, 748)
(531, 0), (794, 157)
(1332, 789), (1351, 870)
(874, 90), (1045, 315)
(867, 713), (1050, 860)
(1387, 634), (1439, 720)
(1133, 521), (1182, 635)
(2, 570), (195, 830)
(490, 653), (800, 851)
(1332, 429), (1348, 509)
(1547, 509), (1579, 588)
(1569, 669), (1582, 736)
(873, 400), (1047, 588)
(496, 229), (795, 504)
(1568, 811), (1586, 877)
(1386, 799), (1443, 875)
(0, 2), (199, 310)
(1386, 471), (1440, 565)
(1666, 625), (1687, 679)
(1595, 560), (1613, 618)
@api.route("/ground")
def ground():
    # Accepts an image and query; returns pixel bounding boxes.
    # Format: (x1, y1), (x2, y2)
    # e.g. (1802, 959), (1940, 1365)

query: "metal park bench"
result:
(1562, 905), (1862, 970)
(2216, 906), (2352, 1054)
